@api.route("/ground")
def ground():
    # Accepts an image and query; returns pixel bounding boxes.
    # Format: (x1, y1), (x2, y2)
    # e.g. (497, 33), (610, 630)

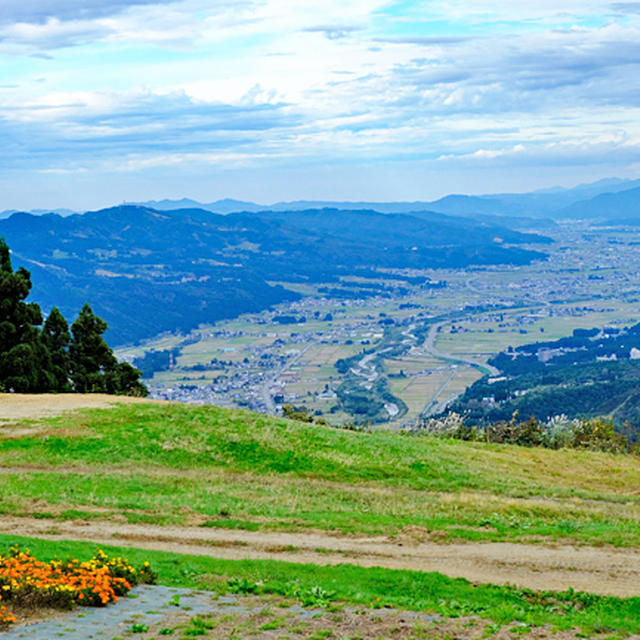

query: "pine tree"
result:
(0, 237), (146, 397)
(69, 302), (147, 396)
(106, 361), (149, 397)
(42, 307), (71, 392)
(68, 303), (117, 393)
(0, 238), (55, 392)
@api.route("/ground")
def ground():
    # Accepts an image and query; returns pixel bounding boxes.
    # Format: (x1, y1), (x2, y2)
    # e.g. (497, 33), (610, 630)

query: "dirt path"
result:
(1, 516), (638, 598)
(0, 394), (161, 422)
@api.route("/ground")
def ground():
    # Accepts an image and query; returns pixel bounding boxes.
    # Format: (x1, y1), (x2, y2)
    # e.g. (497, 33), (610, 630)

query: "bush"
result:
(570, 417), (627, 453)
(416, 412), (465, 437)
(545, 414), (581, 449)
(512, 416), (547, 447)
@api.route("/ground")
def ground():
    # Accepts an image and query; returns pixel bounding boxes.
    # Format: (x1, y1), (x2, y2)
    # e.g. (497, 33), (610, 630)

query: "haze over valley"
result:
(4, 178), (640, 432)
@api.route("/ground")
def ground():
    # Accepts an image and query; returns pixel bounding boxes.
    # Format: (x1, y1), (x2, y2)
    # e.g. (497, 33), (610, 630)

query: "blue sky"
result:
(1, 0), (640, 209)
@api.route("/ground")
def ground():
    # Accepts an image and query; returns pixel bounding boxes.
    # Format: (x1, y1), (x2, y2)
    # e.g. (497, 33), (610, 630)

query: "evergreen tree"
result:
(0, 238), (146, 397)
(106, 361), (149, 397)
(69, 303), (117, 393)
(0, 238), (55, 392)
(69, 303), (147, 396)
(42, 307), (71, 392)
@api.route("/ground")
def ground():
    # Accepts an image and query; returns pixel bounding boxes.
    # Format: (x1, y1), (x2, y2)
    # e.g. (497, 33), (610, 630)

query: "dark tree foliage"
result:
(69, 303), (147, 396)
(0, 238), (55, 392)
(69, 303), (117, 393)
(42, 307), (71, 392)
(132, 349), (178, 378)
(105, 361), (148, 397)
(0, 237), (147, 397)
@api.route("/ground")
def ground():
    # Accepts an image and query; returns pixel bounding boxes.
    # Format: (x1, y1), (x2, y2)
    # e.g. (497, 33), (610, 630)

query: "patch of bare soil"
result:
(140, 596), (589, 640)
(0, 393), (161, 424)
(0, 516), (638, 598)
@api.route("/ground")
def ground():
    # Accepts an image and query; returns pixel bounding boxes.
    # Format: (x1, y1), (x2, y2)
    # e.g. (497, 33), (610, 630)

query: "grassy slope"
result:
(1, 403), (639, 545)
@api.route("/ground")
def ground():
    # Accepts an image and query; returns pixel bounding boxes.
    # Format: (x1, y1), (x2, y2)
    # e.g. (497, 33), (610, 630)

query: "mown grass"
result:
(1, 535), (638, 636)
(0, 403), (639, 544)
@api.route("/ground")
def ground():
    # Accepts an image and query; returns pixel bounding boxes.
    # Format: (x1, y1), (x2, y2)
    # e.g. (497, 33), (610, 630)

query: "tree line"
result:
(0, 238), (147, 396)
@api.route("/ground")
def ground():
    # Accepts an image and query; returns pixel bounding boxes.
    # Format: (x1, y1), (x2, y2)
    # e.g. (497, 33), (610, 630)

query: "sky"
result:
(1, 0), (640, 210)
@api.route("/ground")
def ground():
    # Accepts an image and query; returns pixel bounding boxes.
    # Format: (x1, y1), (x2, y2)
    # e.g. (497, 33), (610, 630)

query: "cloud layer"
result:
(1, 0), (639, 207)
(0, 0), (182, 24)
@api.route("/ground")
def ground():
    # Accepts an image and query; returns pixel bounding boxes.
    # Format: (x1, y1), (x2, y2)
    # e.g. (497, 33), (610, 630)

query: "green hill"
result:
(1, 401), (638, 547)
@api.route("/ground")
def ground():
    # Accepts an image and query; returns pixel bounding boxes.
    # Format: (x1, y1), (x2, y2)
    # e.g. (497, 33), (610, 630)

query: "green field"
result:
(435, 303), (640, 363)
(1, 403), (639, 546)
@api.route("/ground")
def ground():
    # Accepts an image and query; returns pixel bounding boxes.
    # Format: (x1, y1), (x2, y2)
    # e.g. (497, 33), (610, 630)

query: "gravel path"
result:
(0, 394), (161, 423)
(1, 585), (212, 639)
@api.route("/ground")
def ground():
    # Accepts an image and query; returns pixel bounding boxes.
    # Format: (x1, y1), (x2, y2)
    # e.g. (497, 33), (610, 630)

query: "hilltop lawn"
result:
(0, 403), (639, 545)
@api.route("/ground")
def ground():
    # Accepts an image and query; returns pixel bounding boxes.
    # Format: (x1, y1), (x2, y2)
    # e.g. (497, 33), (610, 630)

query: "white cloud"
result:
(1, 0), (639, 205)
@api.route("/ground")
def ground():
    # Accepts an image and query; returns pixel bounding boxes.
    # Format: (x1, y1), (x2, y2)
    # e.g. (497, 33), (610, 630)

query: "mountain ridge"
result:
(125, 177), (640, 220)
(559, 185), (640, 220)
(0, 204), (549, 345)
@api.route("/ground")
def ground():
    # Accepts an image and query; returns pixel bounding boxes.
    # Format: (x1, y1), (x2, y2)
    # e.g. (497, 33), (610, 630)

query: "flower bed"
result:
(0, 546), (156, 627)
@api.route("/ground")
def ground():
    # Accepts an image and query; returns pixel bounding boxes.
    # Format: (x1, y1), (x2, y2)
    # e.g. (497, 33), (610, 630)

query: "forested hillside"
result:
(560, 185), (640, 220)
(0, 206), (549, 345)
(448, 323), (640, 433)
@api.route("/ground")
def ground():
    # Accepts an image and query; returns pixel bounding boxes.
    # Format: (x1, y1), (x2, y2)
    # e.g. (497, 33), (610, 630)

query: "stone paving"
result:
(1, 585), (237, 639)
(1, 584), (440, 639)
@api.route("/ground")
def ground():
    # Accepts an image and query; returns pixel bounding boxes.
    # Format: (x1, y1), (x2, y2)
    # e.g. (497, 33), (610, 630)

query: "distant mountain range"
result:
(562, 186), (640, 222)
(130, 177), (640, 222)
(0, 205), (549, 345)
(0, 207), (77, 219)
(3, 177), (639, 223)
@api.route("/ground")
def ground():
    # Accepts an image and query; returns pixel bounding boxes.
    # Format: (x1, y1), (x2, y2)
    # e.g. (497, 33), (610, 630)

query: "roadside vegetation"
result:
(1, 403), (639, 546)
(418, 411), (638, 454)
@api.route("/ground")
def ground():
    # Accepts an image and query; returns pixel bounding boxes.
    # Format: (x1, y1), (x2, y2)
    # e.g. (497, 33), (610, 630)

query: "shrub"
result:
(417, 412), (465, 437)
(431, 410), (634, 455)
(545, 414), (581, 449)
(512, 416), (547, 448)
(570, 417), (627, 453)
